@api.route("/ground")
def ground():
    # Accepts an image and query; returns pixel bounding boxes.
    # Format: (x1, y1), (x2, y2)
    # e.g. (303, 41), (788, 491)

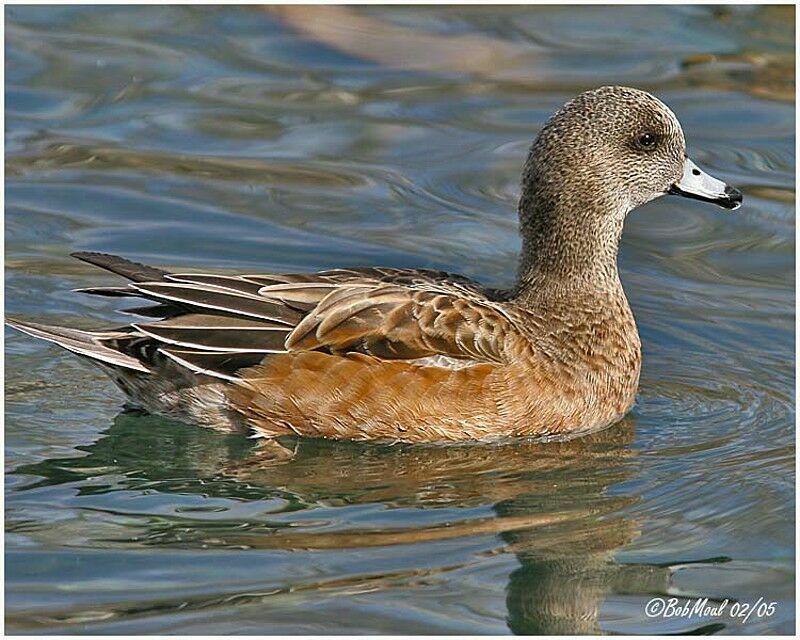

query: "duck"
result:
(7, 86), (742, 443)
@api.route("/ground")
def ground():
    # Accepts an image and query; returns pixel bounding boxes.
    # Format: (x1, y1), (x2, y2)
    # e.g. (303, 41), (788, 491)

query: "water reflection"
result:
(13, 412), (724, 633)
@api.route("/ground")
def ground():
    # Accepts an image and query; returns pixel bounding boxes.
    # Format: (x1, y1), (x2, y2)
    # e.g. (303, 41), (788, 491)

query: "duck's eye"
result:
(637, 132), (657, 150)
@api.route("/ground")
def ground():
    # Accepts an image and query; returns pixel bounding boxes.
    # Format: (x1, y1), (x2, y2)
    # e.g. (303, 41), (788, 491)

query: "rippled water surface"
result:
(5, 5), (795, 634)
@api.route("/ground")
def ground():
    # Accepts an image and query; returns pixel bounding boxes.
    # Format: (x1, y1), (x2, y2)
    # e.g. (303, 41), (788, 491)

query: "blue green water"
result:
(5, 5), (795, 634)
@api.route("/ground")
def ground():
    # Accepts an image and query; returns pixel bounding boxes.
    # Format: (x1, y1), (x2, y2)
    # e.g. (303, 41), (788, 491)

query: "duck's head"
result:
(523, 85), (742, 216)
(517, 86), (742, 283)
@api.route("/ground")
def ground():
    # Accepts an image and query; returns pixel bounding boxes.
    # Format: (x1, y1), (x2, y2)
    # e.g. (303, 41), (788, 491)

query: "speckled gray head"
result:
(521, 86), (742, 216)
(516, 85), (742, 285)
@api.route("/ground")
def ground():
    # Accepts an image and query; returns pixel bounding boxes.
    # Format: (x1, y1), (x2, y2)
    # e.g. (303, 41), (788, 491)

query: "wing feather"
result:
(264, 279), (513, 364)
(165, 273), (266, 297)
(132, 313), (290, 353)
(59, 253), (518, 379)
(131, 282), (302, 325)
(159, 348), (266, 381)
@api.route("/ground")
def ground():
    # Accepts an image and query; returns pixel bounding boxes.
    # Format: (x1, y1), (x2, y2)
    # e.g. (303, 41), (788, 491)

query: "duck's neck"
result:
(513, 185), (630, 303)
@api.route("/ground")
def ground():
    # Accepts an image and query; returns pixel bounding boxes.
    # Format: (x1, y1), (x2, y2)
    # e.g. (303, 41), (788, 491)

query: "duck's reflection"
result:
(16, 412), (682, 634)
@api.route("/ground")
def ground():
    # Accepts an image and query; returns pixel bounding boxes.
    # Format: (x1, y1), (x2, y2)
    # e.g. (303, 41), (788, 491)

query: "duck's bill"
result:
(668, 157), (743, 210)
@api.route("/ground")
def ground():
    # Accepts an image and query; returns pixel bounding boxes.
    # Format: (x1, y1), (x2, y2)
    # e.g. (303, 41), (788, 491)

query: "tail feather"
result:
(6, 318), (150, 373)
(70, 252), (169, 283)
(72, 286), (138, 297)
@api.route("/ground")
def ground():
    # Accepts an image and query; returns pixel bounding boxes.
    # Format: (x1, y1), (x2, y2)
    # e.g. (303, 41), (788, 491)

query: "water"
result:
(4, 5), (795, 634)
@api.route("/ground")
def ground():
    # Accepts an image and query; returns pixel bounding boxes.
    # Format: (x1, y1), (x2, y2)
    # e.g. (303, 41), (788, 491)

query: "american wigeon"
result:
(7, 86), (742, 443)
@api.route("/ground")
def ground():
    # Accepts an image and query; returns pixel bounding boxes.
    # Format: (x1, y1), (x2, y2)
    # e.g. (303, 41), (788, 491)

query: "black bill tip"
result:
(721, 185), (743, 210)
